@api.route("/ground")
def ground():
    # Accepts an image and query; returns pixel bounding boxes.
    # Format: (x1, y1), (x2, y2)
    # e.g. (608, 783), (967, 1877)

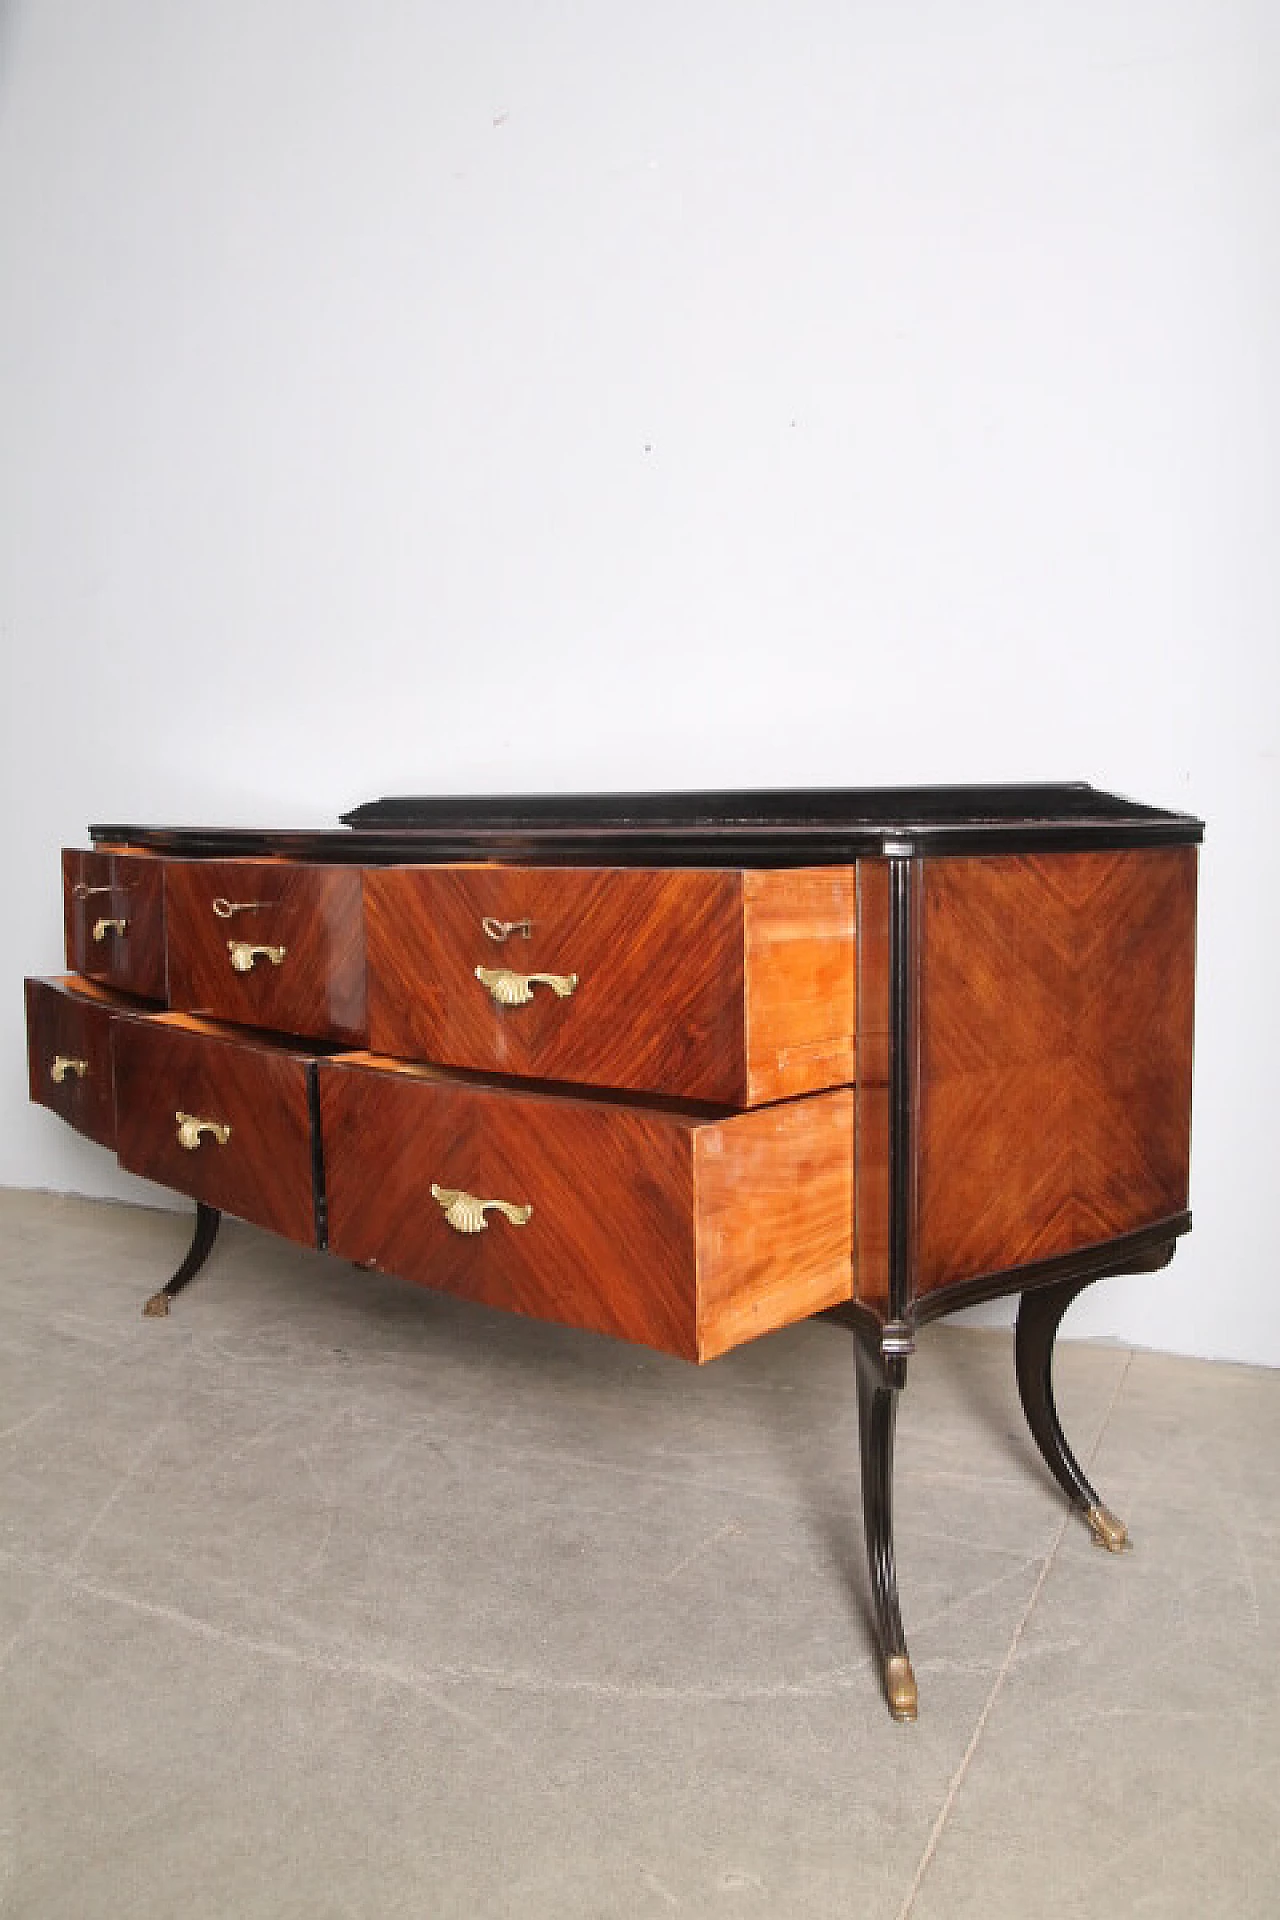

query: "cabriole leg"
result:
(1014, 1275), (1129, 1551)
(143, 1203), (221, 1318)
(855, 1336), (917, 1722)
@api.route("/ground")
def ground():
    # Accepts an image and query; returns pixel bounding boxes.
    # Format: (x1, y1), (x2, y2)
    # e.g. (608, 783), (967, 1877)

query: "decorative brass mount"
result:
(430, 1184), (532, 1234)
(474, 965), (578, 1007)
(1085, 1503), (1130, 1552)
(227, 940), (287, 973)
(50, 1055), (88, 1084)
(884, 1654), (918, 1722)
(92, 917), (127, 941)
(175, 1112), (232, 1151)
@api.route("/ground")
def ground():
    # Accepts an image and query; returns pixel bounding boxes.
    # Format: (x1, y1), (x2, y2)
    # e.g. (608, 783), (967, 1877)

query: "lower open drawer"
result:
(318, 1055), (853, 1362)
(113, 1019), (324, 1249)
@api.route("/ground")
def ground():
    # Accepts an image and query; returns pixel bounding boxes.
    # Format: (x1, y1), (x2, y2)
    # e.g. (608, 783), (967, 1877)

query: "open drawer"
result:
(112, 1016), (326, 1248)
(363, 864), (856, 1105)
(319, 1053), (853, 1361)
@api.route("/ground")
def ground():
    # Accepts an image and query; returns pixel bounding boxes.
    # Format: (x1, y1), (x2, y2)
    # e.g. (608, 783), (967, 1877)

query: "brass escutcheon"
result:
(92, 917), (127, 941)
(227, 940), (287, 973)
(175, 1112), (231, 1151)
(474, 965), (577, 1007)
(50, 1055), (88, 1085)
(430, 1184), (532, 1234)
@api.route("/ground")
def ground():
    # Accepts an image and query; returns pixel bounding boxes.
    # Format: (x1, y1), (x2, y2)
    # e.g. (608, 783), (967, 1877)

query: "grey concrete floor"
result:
(0, 1189), (1276, 1919)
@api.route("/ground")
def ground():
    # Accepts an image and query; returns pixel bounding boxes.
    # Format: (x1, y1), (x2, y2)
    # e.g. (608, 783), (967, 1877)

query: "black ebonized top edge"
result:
(90, 784), (1203, 864)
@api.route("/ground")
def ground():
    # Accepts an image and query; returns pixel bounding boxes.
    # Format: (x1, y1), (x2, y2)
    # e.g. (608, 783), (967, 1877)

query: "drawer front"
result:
(165, 860), (367, 1044)
(113, 1020), (321, 1246)
(25, 977), (118, 1149)
(364, 866), (855, 1104)
(320, 1058), (852, 1361)
(62, 849), (166, 1000)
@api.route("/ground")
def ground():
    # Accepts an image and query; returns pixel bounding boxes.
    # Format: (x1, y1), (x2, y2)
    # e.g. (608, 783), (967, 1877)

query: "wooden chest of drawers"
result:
(23, 784), (1201, 1721)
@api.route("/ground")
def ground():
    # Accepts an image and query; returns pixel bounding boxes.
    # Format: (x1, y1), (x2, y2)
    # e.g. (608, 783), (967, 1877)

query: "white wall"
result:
(2, 1), (1276, 1362)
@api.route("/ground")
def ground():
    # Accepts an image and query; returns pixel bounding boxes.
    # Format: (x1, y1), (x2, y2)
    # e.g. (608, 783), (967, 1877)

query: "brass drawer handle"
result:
(175, 1112), (232, 1151)
(50, 1055), (89, 1084)
(481, 916), (532, 943)
(474, 965), (577, 1007)
(212, 898), (264, 919)
(431, 1184), (532, 1234)
(227, 940), (287, 973)
(72, 883), (113, 899)
(92, 917), (128, 941)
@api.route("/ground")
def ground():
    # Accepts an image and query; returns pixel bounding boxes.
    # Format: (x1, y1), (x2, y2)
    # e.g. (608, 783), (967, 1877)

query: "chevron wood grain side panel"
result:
(914, 848), (1197, 1296)
(113, 1018), (321, 1245)
(165, 858), (367, 1044)
(319, 1057), (853, 1361)
(364, 865), (855, 1105)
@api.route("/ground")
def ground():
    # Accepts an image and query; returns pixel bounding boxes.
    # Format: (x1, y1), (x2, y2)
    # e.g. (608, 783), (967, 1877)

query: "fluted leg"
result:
(855, 1337), (917, 1721)
(1015, 1275), (1129, 1551)
(143, 1203), (222, 1318)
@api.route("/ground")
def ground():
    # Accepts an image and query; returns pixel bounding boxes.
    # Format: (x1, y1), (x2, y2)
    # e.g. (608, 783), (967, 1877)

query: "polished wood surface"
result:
(25, 976), (119, 1149)
(364, 865), (854, 1104)
(914, 848), (1197, 1296)
(165, 859), (367, 1045)
(740, 868), (855, 1102)
(694, 1087), (853, 1360)
(113, 1018), (321, 1245)
(62, 849), (167, 1001)
(320, 1055), (853, 1361)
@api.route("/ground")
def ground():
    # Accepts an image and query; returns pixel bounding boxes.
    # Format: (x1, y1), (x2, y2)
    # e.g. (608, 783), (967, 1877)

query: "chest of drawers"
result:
(24, 784), (1201, 1720)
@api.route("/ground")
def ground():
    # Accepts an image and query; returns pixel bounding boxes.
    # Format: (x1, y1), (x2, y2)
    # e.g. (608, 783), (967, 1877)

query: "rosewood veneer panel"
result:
(364, 865), (854, 1104)
(319, 1058), (853, 1361)
(165, 859), (367, 1045)
(62, 849), (166, 1001)
(113, 1019), (320, 1246)
(914, 848), (1197, 1296)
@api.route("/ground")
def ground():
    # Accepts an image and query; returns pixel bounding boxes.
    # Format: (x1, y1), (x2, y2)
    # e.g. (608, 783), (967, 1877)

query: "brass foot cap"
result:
(1085, 1503), (1130, 1553)
(142, 1292), (171, 1318)
(885, 1654), (918, 1722)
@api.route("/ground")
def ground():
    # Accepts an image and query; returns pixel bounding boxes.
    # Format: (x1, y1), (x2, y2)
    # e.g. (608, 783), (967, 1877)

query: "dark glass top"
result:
(91, 784), (1202, 864)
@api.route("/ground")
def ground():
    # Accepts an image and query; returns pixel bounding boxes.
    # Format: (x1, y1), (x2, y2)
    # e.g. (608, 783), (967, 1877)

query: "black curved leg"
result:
(1015, 1275), (1129, 1551)
(143, 1203), (221, 1318)
(855, 1336), (917, 1721)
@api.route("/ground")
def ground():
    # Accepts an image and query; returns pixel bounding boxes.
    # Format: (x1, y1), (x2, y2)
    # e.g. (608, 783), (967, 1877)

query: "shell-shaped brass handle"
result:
(51, 1055), (88, 1085)
(175, 1112), (232, 1151)
(92, 916), (128, 942)
(474, 966), (578, 1007)
(227, 940), (287, 973)
(430, 1184), (532, 1234)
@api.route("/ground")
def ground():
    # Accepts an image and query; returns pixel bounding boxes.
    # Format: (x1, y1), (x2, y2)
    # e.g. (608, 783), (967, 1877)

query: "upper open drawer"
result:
(164, 859), (367, 1046)
(363, 865), (856, 1105)
(63, 849), (167, 1001)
